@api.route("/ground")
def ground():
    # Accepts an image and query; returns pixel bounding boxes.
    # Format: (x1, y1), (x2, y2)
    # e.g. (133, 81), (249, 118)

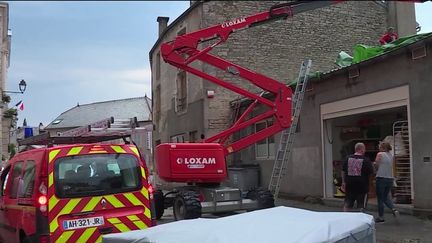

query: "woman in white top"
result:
(374, 142), (399, 223)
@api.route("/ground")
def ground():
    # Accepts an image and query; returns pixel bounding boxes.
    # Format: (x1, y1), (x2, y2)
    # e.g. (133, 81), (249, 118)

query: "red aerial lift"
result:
(153, 0), (426, 220)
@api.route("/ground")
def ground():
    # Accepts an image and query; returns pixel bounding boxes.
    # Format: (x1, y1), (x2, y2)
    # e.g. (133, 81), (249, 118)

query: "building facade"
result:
(151, 1), (416, 144)
(150, 1), (419, 198)
(282, 35), (431, 211)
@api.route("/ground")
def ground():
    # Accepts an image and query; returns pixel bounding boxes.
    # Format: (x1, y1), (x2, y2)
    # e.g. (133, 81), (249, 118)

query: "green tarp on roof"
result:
(288, 32), (432, 87)
(336, 32), (432, 67)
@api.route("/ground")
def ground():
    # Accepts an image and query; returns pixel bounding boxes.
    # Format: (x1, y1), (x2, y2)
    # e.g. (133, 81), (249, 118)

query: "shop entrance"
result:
(323, 106), (412, 204)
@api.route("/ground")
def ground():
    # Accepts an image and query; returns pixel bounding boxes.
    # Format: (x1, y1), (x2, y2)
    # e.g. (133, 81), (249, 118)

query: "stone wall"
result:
(201, 1), (388, 137)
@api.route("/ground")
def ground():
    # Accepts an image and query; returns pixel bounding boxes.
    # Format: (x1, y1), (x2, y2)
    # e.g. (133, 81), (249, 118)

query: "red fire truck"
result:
(0, 131), (154, 243)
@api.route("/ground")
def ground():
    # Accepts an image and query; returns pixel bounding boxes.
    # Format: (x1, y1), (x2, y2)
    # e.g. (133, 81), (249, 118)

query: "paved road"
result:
(157, 198), (432, 243)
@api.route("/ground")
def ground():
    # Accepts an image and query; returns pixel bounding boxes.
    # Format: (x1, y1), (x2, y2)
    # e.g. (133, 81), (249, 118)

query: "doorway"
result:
(323, 106), (412, 204)
(320, 85), (412, 204)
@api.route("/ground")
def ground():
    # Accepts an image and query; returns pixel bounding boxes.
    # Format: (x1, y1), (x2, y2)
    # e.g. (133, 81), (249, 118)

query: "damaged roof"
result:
(233, 32), (432, 105)
(310, 32), (432, 82)
(45, 96), (152, 129)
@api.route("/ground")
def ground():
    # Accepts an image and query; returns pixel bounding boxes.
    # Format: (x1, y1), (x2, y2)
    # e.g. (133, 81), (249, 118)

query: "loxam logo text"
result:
(221, 17), (246, 28)
(176, 157), (216, 165)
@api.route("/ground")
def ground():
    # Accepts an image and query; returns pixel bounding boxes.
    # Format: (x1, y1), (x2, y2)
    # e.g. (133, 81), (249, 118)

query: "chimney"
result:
(157, 17), (169, 37)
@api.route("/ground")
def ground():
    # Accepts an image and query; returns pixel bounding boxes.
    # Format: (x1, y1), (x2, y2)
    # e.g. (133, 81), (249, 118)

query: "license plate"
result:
(63, 216), (104, 230)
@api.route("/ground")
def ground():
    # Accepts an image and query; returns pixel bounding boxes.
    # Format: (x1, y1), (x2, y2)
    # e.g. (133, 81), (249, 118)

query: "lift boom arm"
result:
(160, 0), (424, 155)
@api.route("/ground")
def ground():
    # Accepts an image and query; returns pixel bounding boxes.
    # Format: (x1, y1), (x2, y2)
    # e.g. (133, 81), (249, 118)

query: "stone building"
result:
(0, 2), (11, 160)
(149, 1), (417, 195)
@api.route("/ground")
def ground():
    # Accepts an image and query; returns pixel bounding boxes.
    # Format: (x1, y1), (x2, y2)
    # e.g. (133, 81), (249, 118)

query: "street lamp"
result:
(3, 79), (27, 94)
(18, 79), (26, 93)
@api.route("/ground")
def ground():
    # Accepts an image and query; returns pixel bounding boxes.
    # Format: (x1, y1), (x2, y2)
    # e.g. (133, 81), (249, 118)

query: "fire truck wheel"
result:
(246, 188), (275, 209)
(154, 189), (165, 220)
(173, 191), (202, 220)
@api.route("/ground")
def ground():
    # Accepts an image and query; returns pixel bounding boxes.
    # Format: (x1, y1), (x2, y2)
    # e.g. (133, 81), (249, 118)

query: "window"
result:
(54, 154), (141, 198)
(255, 120), (275, 159)
(170, 134), (186, 143)
(10, 161), (24, 199)
(176, 71), (187, 112)
(0, 166), (11, 196)
(189, 131), (198, 143)
(20, 161), (36, 198)
(177, 27), (188, 59)
(175, 26), (188, 113)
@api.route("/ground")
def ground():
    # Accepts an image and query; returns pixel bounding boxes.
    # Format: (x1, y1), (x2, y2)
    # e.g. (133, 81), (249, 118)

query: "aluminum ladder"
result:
(268, 60), (312, 199)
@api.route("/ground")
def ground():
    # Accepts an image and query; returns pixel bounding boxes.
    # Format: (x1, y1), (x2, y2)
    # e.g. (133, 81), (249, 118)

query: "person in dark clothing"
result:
(342, 142), (374, 212)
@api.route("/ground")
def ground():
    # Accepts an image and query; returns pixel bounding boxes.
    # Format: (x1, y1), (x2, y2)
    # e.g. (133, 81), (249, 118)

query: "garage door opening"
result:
(324, 106), (413, 205)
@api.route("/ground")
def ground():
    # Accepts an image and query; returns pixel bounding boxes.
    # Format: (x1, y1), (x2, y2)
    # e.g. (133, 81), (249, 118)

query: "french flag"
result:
(15, 100), (24, 111)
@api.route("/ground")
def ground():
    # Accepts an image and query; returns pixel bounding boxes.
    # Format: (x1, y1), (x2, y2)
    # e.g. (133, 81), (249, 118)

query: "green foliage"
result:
(3, 108), (17, 118)
(8, 143), (16, 158)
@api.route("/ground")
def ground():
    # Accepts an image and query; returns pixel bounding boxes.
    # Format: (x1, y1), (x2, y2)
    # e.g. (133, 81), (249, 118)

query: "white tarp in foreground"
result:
(103, 206), (375, 243)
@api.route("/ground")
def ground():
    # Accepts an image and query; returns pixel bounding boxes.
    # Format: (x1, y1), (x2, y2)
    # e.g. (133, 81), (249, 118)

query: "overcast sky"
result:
(6, 1), (432, 127)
